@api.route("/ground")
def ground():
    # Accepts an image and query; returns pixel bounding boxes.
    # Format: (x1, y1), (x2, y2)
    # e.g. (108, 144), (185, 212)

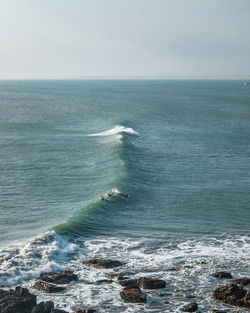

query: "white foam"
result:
(0, 231), (80, 287)
(111, 188), (121, 194)
(87, 125), (139, 137)
(1, 233), (249, 313)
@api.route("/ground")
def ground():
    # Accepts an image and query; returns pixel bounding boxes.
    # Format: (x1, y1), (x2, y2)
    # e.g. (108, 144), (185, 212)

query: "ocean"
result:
(0, 79), (249, 312)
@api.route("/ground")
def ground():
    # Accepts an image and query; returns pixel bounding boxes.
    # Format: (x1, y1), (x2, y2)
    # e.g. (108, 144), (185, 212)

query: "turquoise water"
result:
(0, 80), (249, 312)
(0, 80), (249, 243)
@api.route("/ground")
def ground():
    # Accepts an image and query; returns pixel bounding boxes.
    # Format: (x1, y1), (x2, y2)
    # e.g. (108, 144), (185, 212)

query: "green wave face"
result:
(54, 128), (141, 238)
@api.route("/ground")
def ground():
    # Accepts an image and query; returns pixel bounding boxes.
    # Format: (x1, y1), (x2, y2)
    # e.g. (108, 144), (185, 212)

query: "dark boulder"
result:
(180, 302), (198, 312)
(234, 277), (250, 286)
(95, 279), (113, 285)
(0, 287), (36, 313)
(210, 310), (228, 313)
(212, 272), (232, 279)
(33, 281), (65, 293)
(37, 271), (78, 284)
(0, 287), (68, 313)
(84, 259), (124, 269)
(120, 286), (146, 303)
(119, 279), (139, 288)
(31, 301), (54, 313)
(213, 283), (250, 308)
(138, 277), (166, 289)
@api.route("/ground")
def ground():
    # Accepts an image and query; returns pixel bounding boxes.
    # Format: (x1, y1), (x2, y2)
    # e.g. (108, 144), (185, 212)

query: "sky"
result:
(0, 0), (250, 79)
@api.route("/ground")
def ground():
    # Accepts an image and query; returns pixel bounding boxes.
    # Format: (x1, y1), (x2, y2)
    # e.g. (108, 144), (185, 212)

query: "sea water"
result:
(0, 80), (249, 312)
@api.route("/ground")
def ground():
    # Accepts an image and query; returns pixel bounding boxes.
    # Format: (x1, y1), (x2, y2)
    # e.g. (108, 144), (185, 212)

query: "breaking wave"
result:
(87, 125), (139, 137)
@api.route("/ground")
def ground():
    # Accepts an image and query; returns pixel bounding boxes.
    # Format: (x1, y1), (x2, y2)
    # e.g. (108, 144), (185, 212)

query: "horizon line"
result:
(0, 75), (250, 81)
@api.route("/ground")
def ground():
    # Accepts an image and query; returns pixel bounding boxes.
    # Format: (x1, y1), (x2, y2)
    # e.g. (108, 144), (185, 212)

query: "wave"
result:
(0, 231), (78, 287)
(53, 187), (131, 237)
(87, 125), (139, 137)
(53, 125), (139, 238)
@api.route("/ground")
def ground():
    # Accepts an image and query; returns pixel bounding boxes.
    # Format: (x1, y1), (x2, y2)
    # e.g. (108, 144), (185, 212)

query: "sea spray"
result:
(87, 125), (140, 137)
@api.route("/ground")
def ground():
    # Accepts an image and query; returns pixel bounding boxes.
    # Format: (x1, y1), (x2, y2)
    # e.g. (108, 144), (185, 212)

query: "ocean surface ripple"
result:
(0, 79), (249, 312)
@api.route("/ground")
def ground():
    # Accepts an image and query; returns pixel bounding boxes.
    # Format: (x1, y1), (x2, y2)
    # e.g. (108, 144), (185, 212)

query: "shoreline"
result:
(1, 232), (250, 313)
(1, 258), (249, 313)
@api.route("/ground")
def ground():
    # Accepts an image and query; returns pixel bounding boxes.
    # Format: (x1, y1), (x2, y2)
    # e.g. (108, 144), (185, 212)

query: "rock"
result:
(76, 309), (96, 313)
(213, 283), (250, 308)
(32, 301), (54, 313)
(180, 302), (198, 312)
(0, 286), (36, 313)
(31, 301), (55, 313)
(37, 271), (78, 284)
(211, 310), (228, 313)
(44, 302), (55, 313)
(0, 286), (67, 313)
(84, 259), (124, 269)
(138, 277), (166, 289)
(234, 277), (250, 286)
(120, 286), (147, 303)
(119, 279), (139, 288)
(33, 280), (65, 293)
(212, 272), (232, 279)
(95, 279), (113, 285)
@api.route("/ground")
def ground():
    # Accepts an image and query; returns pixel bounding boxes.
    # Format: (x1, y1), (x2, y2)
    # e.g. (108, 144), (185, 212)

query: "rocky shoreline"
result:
(0, 259), (249, 313)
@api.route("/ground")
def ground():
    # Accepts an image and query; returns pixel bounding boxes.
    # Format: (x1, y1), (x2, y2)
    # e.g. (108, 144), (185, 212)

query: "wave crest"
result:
(87, 125), (139, 137)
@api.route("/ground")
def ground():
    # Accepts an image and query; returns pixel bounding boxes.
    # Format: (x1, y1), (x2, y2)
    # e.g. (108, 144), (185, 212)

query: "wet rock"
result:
(0, 286), (37, 313)
(37, 271), (78, 284)
(0, 287), (67, 313)
(120, 286), (147, 303)
(84, 259), (124, 269)
(95, 279), (113, 285)
(33, 280), (65, 293)
(211, 310), (228, 313)
(213, 283), (250, 308)
(43, 301), (55, 313)
(234, 277), (250, 286)
(212, 272), (232, 279)
(76, 310), (96, 313)
(180, 302), (198, 312)
(31, 301), (54, 313)
(32, 301), (54, 313)
(119, 279), (139, 288)
(138, 277), (166, 289)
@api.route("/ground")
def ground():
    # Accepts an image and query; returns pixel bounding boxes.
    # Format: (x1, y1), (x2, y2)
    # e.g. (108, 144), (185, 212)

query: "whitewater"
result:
(0, 79), (249, 312)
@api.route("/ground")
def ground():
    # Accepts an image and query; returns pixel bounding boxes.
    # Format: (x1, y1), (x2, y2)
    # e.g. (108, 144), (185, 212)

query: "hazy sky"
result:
(0, 0), (250, 78)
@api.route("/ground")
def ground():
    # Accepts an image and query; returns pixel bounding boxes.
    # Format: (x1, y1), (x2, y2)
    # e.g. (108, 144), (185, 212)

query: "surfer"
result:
(100, 196), (105, 201)
(122, 193), (128, 197)
(108, 193), (112, 197)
